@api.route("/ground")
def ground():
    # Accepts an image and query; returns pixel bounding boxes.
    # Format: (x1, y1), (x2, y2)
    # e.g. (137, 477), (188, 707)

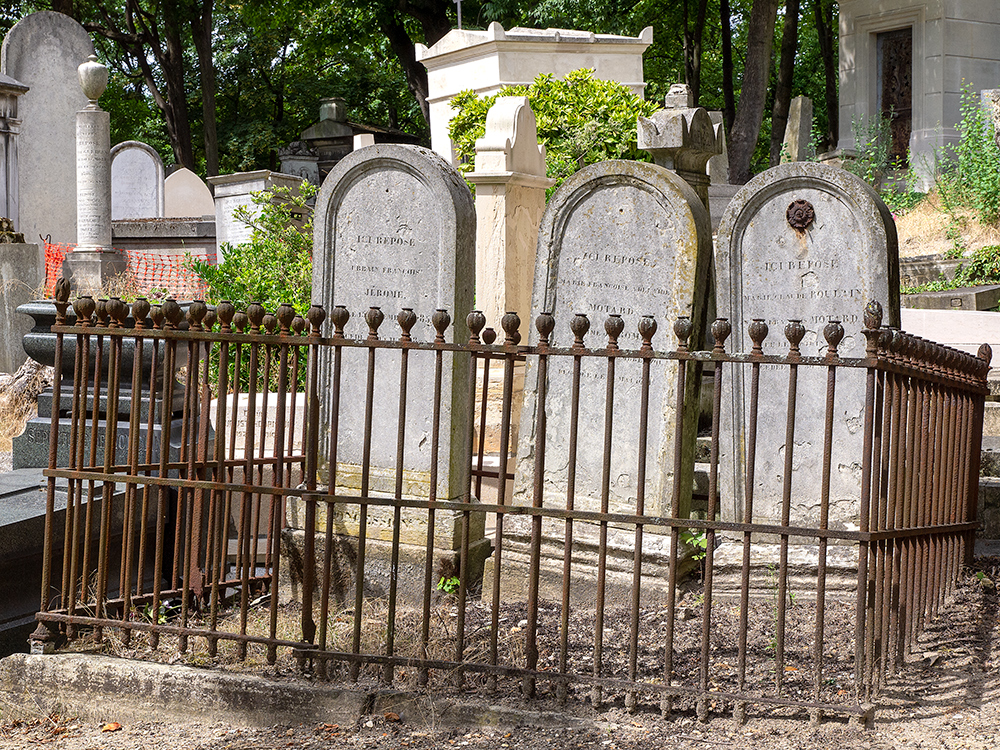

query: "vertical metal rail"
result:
(592, 313), (623, 709)
(813, 321), (843, 719)
(735, 318), (767, 725)
(775, 320), (804, 693)
(524, 312), (553, 699)
(662, 315), (692, 718)
(350, 306), (383, 682)
(698, 319), (729, 721)
(625, 315), (655, 713)
(558, 313), (589, 705)
(383, 308), (413, 685)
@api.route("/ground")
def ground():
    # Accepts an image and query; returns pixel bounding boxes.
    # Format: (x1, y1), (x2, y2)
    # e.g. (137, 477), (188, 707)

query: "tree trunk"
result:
(382, 12), (431, 126)
(160, 16), (195, 170)
(769, 0), (800, 166)
(728, 0), (781, 184)
(720, 0), (736, 135)
(683, 0), (709, 103)
(191, 0), (219, 177)
(814, 0), (838, 150)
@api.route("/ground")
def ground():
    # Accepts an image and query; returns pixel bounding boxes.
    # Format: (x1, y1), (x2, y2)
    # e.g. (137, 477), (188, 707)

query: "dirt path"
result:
(2, 561), (997, 750)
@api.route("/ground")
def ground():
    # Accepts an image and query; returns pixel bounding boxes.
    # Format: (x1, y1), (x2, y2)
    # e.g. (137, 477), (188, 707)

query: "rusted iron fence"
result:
(32, 280), (990, 724)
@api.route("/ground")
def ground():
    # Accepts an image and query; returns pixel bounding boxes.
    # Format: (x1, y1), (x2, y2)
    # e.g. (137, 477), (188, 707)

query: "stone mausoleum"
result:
(416, 23), (652, 164)
(838, 0), (1000, 188)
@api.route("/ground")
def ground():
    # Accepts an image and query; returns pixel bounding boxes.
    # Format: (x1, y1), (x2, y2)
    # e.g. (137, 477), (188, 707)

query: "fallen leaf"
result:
(384, 712), (401, 722)
(101, 722), (122, 733)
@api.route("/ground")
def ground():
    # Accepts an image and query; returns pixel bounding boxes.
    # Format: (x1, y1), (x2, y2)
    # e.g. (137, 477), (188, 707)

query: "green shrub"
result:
(448, 69), (659, 190)
(844, 112), (892, 188)
(188, 183), (316, 393)
(938, 86), (1000, 225)
(901, 244), (1000, 293)
(189, 183), (316, 315)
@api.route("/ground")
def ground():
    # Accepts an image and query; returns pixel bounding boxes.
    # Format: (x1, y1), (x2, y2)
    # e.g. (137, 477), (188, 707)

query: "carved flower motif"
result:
(786, 199), (815, 230)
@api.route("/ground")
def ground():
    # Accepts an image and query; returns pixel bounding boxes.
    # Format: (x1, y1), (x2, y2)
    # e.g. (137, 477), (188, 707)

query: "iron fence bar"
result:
(209, 303), (234, 655)
(855, 306), (881, 702)
(266, 306), (294, 663)
(662, 315), (692, 718)
(419, 310), (450, 687)
(524, 312), (552, 700)
(592, 314), (623, 709)
(351, 307), (383, 682)
(558, 314), (588, 705)
(699, 321), (729, 721)
(813, 322), (843, 714)
(776, 320), (804, 694)
(625, 316), (654, 713)
(32, 281), (70, 650)
(487, 315), (518, 693)
(734, 318), (765, 726)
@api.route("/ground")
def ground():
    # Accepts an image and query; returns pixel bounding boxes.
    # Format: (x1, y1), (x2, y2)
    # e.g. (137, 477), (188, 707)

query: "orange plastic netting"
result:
(44, 243), (211, 299)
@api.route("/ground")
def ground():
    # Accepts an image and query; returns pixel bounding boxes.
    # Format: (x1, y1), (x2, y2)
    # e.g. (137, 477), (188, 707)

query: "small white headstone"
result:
(164, 167), (214, 217)
(111, 141), (164, 219)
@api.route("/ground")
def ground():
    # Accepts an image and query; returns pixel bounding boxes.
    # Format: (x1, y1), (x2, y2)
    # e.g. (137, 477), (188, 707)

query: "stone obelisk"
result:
(62, 55), (126, 294)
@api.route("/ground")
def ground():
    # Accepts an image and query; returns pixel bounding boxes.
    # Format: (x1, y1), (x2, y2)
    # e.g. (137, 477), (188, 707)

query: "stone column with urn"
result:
(61, 55), (126, 295)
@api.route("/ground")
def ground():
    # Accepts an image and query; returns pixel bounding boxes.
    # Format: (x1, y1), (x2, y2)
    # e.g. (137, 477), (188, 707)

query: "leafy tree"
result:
(448, 69), (659, 188)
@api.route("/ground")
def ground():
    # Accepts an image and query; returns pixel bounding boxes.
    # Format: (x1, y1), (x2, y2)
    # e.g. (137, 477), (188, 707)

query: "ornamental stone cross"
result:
(637, 83), (723, 209)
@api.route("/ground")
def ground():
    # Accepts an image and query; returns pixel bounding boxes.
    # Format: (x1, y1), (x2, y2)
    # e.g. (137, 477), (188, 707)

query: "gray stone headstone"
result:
(499, 160), (712, 605)
(515, 160), (712, 515)
(111, 141), (165, 220)
(716, 161), (900, 529)
(1, 12), (93, 246)
(308, 144), (478, 563)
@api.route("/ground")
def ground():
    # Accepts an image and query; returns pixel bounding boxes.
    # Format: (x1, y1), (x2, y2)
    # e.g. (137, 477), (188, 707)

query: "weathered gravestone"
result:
(111, 141), (164, 220)
(286, 144), (484, 602)
(781, 95), (813, 163)
(502, 160), (713, 605)
(1, 12), (93, 246)
(715, 162), (899, 592)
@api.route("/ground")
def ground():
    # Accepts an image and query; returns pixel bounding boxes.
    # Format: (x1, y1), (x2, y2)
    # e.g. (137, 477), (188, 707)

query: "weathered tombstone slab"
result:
(781, 95), (813, 163)
(111, 141), (164, 220)
(164, 167), (214, 217)
(716, 162), (900, 533)
(291, 144), (482, 600)
(1, 11), (94, 246)
(503, 160), (712, 605)
(0, 241), (43, 372)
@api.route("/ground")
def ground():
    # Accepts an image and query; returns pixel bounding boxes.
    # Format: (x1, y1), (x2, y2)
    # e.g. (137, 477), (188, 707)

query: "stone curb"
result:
(0, 653), (588, 731)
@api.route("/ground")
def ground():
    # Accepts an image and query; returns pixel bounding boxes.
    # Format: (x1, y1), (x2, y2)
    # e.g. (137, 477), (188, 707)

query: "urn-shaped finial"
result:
(78, 55), (108, 104)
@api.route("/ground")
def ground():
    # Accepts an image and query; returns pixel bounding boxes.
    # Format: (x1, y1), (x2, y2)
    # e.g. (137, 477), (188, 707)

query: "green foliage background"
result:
(449, 70), (659, 188)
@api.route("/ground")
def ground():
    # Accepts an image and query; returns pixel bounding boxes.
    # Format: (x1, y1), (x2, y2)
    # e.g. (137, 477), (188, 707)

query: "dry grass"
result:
(895, 191), (1000, 258)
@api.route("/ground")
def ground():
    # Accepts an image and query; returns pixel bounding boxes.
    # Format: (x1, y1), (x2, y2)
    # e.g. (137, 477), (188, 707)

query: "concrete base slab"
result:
(0, 653), (369, 727)
(0, 653), (589, 730)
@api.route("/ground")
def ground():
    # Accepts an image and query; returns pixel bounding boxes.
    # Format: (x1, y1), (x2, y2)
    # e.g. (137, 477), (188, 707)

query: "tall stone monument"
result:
(62, 55), (125, 295)
(288, 144), (485, 601)
(1, 11), (94, 244)
(716, 162), (900, 531)
(466, 97), (553, 329)
(504, 160), (713, 604)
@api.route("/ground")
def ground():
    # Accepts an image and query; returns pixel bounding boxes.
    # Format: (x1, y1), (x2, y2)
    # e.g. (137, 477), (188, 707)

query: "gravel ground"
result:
(0, 560), (997, 750)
